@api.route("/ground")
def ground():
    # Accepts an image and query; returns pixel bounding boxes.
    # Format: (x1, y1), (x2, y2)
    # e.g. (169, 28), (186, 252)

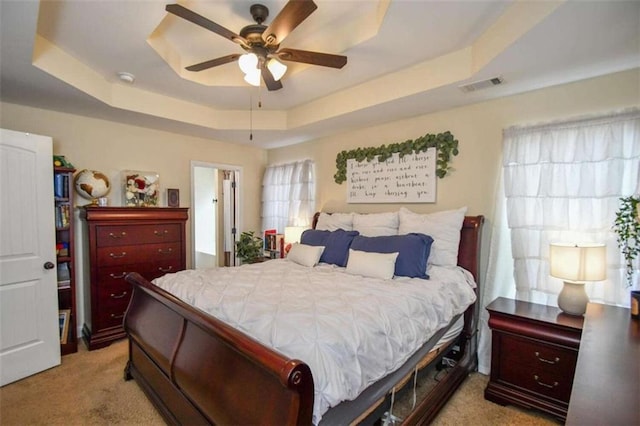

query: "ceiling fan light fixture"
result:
(267, 58), (287, 81)
(244, 68), (261, 87)
(238, 53), (259, 74)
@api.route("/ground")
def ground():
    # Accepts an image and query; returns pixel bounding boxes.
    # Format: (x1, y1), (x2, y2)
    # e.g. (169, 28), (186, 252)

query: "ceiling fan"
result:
(166, 0), (348, 91)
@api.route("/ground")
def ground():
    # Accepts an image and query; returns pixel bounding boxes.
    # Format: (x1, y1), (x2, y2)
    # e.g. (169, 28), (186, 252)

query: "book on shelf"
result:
(57, 262), (70, 282)
(263, 231), (284, 258)
(57, 279), (71, 289)
(55, 204), (71, 229)
(59, 309), (71, 344)
(53, 173), (69, 199)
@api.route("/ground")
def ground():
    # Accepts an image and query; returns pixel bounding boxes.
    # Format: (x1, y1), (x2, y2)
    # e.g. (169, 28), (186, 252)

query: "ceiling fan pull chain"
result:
(249, 92), (253, 141)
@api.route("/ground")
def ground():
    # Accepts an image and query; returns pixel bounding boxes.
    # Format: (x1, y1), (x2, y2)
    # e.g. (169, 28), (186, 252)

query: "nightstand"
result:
(484, 297), (583, 421)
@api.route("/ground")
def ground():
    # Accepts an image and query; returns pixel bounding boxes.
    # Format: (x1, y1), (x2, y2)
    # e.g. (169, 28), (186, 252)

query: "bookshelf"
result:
(54, 166), (77, 355)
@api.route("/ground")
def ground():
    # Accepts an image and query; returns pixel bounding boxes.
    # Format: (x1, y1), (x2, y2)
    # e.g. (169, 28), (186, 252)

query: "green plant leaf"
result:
(333, 131), (460, 184)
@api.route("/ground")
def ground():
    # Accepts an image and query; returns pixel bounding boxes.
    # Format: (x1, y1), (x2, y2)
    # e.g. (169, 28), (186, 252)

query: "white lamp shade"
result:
(243, 68), (261, 87)
(267, 58), (287, 81)
(550, 243), (606, 282)
(284, 226), (307, 244)
(238, 53), (258, 74)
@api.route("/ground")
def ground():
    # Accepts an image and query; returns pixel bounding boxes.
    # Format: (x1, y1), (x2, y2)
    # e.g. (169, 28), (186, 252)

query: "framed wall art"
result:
(123, 170), (159, 207)
(167, 188), (180, 207)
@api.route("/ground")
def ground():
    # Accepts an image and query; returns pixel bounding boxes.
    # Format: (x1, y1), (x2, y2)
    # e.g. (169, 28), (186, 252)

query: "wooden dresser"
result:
(566, 303), (639, 425)
(80, 207), (188, 350)
(484, 297), (583, 421)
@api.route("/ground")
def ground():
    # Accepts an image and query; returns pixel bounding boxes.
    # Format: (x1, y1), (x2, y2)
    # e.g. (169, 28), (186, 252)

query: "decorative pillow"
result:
(316, 212), (354, 231)
(398, 207), (467, 267)
(345, 249), (398, 280)
(287, 243), (325, 267)
(352, 212), (399, 237)
(350, 233), (434, 279)
(300, 229), (330, 246)
(301, 229), (359, 267)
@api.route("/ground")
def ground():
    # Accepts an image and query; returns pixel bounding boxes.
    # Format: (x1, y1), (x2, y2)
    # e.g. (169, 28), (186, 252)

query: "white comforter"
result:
(152, 260), (476, 424)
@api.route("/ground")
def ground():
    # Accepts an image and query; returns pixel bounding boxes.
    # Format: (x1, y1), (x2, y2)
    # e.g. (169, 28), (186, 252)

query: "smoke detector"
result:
(117, 72), (135, 84)
(459, 76), (504, 93)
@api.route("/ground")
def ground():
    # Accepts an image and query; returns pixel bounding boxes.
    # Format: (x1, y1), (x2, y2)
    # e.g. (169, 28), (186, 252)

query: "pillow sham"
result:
(315, 212), (354, 231)
(352, 211), (399, 237)
(350, 233), (434, 279)
(287, 243), (325, 267)
(398, 206), (467, 267)
(345, 249), (398, 280)
(301, 229), (359, 267)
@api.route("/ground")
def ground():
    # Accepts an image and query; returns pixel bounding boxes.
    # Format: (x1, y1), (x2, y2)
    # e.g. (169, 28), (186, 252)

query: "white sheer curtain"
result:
(262, 159), (315, 233)
(478, 108), (640, 374)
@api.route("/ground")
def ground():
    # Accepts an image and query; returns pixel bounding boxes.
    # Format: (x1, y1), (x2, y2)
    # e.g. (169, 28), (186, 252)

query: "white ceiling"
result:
(1, 0), (639, 149)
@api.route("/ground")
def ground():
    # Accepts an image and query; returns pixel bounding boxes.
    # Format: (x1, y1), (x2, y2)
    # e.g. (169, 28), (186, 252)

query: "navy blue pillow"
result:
(300, 229), (330, 246)
(350, 233), (434, 279)
(301, 229), (359, 267)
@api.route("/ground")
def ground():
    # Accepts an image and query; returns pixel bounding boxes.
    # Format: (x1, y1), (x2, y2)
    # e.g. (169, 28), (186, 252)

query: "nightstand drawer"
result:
(499, 334), (578, 379)
(498, 349), (574, 402)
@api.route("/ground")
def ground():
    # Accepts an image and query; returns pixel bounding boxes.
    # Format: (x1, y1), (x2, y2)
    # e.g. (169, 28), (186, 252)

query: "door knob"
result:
(44, 261), (55, 270)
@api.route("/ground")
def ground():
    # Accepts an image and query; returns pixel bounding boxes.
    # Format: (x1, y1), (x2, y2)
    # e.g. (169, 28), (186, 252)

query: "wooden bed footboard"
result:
(123, 272), (314, 425)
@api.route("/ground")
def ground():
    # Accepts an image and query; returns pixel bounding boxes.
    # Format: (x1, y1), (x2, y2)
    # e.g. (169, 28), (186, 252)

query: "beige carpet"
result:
(0, 340), (560, 425)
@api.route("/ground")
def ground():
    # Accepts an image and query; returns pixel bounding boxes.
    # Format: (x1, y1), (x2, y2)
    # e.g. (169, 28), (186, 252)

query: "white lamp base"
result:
(558, 281), (589, 316)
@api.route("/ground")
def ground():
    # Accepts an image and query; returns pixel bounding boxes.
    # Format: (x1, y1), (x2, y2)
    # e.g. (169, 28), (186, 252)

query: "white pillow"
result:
(287, 243), (325, 267)
(345, 249), (398, 280)
(352, 212), (399, 237)
(316, 212), (354, 231)
(398, 207), (467, 267)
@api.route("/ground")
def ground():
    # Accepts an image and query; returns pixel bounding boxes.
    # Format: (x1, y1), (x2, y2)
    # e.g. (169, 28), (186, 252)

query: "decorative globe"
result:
(74, 169), (111, 203)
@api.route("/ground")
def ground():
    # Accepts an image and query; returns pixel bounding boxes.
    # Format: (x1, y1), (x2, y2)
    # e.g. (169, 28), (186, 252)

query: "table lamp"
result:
(550, 243), (606, 316)
(284, 226), (308, 254)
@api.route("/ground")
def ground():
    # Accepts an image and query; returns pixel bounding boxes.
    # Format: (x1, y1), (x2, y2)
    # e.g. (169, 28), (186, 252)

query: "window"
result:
(479, 108), (640, 374)
(261, 160), (315, 233)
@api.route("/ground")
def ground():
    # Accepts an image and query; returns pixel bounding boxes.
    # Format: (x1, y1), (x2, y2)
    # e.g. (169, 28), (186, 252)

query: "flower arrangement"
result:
(123, 171), (159, 207)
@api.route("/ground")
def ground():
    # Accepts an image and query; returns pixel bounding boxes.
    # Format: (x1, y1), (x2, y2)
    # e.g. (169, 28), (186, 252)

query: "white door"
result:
(0, 129), (60, 386)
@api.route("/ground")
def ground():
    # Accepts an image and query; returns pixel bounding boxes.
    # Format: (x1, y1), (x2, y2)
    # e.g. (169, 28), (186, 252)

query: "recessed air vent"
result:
(459, 76), (504, 93)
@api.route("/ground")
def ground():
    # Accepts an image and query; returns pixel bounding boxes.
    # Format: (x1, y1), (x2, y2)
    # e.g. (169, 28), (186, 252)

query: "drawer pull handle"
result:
(109, 252), (127, 259)
(158, 266), (173, 273)
(109, 272), (127, 279)
(109, 232), (127, 239)
(110, 313), (125, 319)
(110, 291), (128, 299)
(533, 375), (558, 389)
(535, 352), (560, 364)
(154, 230), (169, 236)
(158, 248), (173, 255)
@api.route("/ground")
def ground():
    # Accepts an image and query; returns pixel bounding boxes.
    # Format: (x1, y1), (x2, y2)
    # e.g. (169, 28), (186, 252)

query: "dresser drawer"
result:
(96, 242), (182, 266)
(94, 297), (130, 330)
(96, 224), (182, 247)
(499, 334), (577, 378)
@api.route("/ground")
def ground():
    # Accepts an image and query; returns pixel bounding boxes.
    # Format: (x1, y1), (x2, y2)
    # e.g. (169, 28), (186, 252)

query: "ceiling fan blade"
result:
(166, 4), (248, 47)
(277, 48), (347, 69)
(261, 62), (283, 91)
(262, 0), (317, 47)
(185, 54), (241, 72)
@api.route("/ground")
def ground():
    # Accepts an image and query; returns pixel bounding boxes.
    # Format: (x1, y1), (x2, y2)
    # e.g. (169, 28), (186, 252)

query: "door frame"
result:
(190, 161), (242, 269)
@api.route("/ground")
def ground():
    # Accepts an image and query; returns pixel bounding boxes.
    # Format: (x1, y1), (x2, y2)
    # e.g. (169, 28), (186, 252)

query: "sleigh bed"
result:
(123, 210), (484, 425)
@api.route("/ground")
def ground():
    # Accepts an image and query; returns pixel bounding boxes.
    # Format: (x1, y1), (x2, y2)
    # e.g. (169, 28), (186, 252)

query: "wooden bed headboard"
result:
(311, 212), (484, 284)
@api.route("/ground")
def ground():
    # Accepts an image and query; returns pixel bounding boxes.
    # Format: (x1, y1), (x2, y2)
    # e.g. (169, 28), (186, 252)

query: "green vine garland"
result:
(334, 131), (459, 184)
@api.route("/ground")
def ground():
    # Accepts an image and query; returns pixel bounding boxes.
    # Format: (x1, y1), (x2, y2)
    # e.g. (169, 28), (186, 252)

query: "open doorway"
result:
(191, 161), (242, 269)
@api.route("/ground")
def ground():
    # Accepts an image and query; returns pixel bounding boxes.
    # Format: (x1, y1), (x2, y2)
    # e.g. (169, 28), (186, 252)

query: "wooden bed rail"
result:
(124, 272), (314, 425)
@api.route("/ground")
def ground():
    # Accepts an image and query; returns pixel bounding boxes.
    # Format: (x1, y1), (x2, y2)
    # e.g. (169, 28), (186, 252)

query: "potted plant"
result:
(235, 231), (264, 264)
(613, 195), (640, 287)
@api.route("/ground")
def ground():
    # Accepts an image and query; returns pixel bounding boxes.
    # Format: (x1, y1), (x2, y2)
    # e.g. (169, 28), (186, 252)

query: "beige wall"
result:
(1, 102), (267, 332)
(268, 69), (640, 223)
